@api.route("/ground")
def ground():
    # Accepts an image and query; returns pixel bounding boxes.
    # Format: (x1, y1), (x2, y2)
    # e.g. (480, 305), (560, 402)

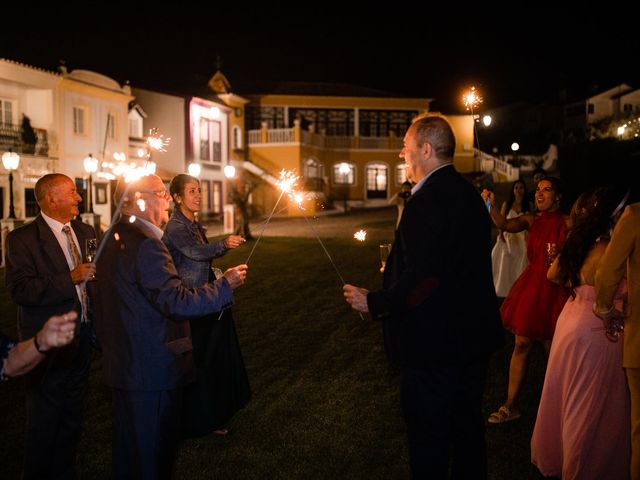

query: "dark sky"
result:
(3, 5), (637, 113)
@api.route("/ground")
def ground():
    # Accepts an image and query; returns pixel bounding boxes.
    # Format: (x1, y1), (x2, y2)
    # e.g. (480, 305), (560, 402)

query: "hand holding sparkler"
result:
(343, 284), (370, 313)
(223, 264), (249, 289)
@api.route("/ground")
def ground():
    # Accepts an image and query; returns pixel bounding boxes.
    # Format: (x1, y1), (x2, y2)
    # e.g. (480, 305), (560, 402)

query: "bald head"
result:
(117, 174), (170, 227)
(35, 173), (82, 223)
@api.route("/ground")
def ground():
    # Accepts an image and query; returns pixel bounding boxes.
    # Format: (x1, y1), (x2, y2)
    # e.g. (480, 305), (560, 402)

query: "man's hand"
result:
(38, 310), (78, 352)
(225, 235), (246, 249)
(343, 284), (370, 313)
(224, 264), (248, 289)
(70, 263), (97, 284)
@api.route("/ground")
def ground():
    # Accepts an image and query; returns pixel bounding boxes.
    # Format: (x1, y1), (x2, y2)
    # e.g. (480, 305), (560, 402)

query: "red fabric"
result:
(500, 211), (569, 340)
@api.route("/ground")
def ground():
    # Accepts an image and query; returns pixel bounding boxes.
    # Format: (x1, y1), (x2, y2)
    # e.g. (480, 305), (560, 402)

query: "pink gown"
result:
(531, 283), (630, 479)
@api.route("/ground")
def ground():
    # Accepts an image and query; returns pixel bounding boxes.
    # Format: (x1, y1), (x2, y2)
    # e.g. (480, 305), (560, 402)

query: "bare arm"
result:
(481, 189), (533, 233)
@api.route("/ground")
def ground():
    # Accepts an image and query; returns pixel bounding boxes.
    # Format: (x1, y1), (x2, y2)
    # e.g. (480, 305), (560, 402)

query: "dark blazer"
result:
(368, 165), (504, 367)
(5, 215), (96, 339)
(93, 217), (235, 391)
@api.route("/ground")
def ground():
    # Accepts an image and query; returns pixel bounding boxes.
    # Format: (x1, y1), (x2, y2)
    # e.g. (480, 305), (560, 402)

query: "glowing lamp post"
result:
(224, 164), (236, 179)
(2, 150), (20, 219)
(188, 162), (201, 177)
(83, 153), (99, 213)
(482, 115), (492, 127)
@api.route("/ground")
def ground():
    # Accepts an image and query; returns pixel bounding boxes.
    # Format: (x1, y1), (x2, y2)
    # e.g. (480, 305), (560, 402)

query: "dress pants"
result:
(112, 388), (183, 480)
(401, 356), (490, 480)
(22, 322), (93, 480)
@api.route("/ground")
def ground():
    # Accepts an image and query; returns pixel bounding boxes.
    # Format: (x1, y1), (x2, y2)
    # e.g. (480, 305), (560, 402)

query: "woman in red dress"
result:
(482, 177), (569, 423)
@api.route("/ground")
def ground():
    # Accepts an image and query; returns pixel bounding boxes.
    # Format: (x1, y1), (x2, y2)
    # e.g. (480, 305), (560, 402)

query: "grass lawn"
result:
(0, 234), (546, 479)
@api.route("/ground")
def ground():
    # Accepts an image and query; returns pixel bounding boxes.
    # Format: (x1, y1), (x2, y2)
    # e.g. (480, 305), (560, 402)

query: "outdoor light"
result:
(511, 142), (520, 152)
(2, 149), (20, 218)
(83, 153), (99, 214)
(224, 164), (236, 178)
(188, 162), (201, 177)
(482, 115), (492, 127)
(338, 163), (350, 176)
(617, 125), (626, 136)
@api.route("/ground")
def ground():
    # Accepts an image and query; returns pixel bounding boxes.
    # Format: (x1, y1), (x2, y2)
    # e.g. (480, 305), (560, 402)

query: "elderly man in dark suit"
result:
(5, 173), (97, 479)
(344, 114), (504, 479)
(93, 174), (247, 479)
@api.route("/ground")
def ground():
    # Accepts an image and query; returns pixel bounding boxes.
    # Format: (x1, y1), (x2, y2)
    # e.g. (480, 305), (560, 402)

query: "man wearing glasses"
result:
(93, 174), (248, 479)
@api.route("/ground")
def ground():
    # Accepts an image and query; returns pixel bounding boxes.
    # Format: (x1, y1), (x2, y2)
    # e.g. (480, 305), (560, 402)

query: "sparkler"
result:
(463, 86), (483, 153)
(289, 189), (365, 319)
(244, 169), (299, 265)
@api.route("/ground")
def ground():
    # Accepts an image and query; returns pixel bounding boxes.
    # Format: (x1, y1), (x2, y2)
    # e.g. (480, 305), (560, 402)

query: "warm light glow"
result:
(224, 164), (236, 178)
(147, 128), (170, 152)
(482, 115), (492, 127)
(354, 230), (367, 241)
(136, 199), (146, 211)
(113, 152), (126, 162)
(137, 148), (147, 158)
(617, 125), (626, 136)
(210, 107), (221, 119)
(145, 161), (157, 174)
(463, 86), (482, 111)
(511, 142), (520, 152)
(2, 150), (20, 170)
(292, 192), (304, 208)
(129, 215), (137, 223)
(83, 154), (99, 174)
(188, 162), (201, 177)
(338, 163), (350, 175)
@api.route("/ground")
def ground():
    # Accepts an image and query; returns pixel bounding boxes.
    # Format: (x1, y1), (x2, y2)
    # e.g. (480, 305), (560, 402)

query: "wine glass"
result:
(544, 242), (557, 267)
(379, 243), (392, 272)
(85, 238), (98, 263)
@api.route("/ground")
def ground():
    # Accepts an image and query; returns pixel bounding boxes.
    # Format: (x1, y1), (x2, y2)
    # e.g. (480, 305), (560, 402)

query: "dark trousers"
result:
(22, 322), (93, 480)
(112, 388), (183, 480)
(401, 356), (490, 480)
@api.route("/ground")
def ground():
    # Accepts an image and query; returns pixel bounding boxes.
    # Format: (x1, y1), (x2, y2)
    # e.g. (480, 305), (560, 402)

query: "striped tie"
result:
(62, 225), (88, 323)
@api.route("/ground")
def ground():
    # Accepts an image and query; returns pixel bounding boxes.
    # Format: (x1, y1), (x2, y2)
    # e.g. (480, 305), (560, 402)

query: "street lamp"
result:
(83, 153), (99, 213)
(224, 164), (236, 179)
(2, 150), (20, 219)
(188, 162), (201, 177)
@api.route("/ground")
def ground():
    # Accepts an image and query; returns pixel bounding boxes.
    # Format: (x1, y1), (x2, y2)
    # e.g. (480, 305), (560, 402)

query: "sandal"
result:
(487, 406), (521, 424)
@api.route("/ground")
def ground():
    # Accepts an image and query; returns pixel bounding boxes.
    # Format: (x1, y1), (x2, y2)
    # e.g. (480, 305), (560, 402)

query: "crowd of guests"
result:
(2, 114), (639, 479)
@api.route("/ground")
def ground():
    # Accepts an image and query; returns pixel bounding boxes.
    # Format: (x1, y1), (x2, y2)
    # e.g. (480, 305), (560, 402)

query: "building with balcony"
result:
(243, 85), (474, 215)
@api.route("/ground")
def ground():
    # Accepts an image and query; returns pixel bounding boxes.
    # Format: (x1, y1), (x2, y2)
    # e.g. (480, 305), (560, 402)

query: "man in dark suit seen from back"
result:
(5, 173), (97, 479)
(344, 114), (504, 479)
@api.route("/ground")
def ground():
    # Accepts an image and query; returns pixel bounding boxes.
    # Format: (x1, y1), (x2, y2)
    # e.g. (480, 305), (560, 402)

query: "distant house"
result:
(564, 83), (636, 131)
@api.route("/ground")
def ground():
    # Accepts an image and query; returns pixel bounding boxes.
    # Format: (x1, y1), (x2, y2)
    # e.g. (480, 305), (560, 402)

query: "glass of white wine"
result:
(379, 243), (392, 272)
(85, 238), (98, 263)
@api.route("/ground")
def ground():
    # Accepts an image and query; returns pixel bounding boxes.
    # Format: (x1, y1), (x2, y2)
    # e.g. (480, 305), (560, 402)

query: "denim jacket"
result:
(162, 209), (227, 288)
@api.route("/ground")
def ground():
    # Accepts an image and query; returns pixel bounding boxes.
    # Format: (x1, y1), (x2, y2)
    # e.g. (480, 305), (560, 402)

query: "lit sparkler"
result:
(244, 169), (299, 265)
(463, 86), (483, 153)
(354, 230), (367, 241)
(147, 128), (170, 152)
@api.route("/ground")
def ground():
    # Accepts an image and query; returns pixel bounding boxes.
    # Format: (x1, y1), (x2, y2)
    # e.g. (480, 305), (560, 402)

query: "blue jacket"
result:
(94, 217), (234, 391)
(163, 209), (227, 288)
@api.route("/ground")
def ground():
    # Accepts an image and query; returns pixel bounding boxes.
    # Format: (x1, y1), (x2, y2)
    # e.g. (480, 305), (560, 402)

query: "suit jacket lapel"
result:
(35, 215), (70, 274)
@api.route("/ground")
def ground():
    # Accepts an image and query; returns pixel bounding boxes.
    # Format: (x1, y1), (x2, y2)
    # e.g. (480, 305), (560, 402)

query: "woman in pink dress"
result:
(483, 177), (569, 423)
(531, 187), (630, 479)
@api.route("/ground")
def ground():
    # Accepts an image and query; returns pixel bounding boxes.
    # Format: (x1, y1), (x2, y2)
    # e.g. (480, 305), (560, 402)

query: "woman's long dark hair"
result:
(504, 179), (530, 214)
(555, 186), (627, 296)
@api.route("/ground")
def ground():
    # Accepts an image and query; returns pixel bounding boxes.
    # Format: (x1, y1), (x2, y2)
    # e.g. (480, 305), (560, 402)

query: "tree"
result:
(227, 170), (262, 240)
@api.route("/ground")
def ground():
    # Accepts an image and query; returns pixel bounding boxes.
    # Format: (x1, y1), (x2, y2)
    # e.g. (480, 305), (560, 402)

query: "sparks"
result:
(463, 86), (482, 111)
(275, 169), (299, 193)
(354, 230), (367, 241)
(147, 128), (171, 152)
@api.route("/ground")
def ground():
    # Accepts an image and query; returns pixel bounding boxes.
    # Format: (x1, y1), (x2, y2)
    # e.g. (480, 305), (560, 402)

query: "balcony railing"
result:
(248, 127), (402, 150)
(0, 124), (49, 156)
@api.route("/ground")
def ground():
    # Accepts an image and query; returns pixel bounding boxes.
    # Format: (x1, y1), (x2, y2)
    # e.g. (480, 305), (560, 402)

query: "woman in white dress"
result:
(492, 179), (530, 297)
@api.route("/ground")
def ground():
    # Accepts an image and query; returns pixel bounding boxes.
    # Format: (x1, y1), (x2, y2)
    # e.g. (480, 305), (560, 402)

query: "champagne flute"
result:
(544, 242), (557, 267)
(379, 243), (392, 272)
(85, 238), (98, 263)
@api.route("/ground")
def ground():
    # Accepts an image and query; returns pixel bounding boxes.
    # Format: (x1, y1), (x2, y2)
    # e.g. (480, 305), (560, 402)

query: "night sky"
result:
(3, 4), (637, 113)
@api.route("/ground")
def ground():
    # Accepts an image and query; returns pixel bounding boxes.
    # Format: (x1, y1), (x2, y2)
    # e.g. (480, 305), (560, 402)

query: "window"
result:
(623, 103), (633, 114)
(129, 117), (142, 138)
(366, 163), (388, 199)
(73, 106), (87, 135)
(212, 181), (222, 214)
(107, 113), (116, 140)
(304, 158), (324, 191)
(396, 164), (408, 184)
(289, 108), (354, 135)
(0, 99), (14, 126)
(359, 110), (418, 137)
(587, 103), (594, 114)
(333, 163), (355, 185)
(199, 118), (222, 162)
(232, 125), (243, 150)
(24, 188), (40, 217)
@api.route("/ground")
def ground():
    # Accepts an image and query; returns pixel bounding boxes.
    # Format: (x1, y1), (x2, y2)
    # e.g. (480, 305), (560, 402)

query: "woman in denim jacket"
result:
(163, 174), (251, 437)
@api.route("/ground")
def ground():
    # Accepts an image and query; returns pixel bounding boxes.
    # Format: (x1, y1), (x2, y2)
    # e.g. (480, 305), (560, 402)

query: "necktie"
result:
(62, 225), (88, 323)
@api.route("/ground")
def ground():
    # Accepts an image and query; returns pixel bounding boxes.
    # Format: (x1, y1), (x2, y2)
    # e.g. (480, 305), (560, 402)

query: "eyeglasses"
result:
(140, 190), (169, 199)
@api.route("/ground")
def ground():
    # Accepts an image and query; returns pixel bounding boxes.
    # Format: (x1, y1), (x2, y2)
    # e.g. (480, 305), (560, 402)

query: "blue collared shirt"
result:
(411, 162), (453, 195)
